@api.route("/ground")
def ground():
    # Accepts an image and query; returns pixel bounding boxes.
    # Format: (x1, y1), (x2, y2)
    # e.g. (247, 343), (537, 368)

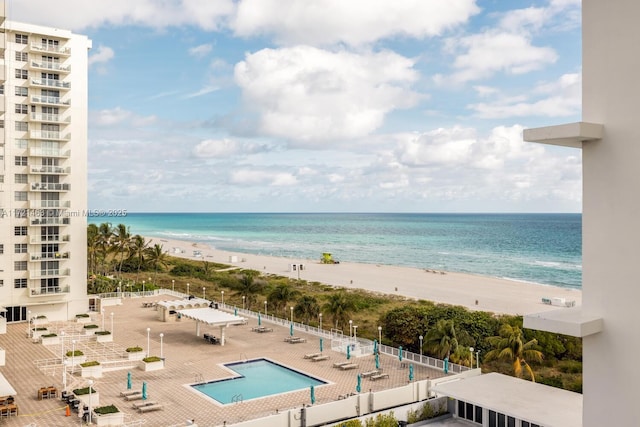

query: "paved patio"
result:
(0, 296), (447, 426)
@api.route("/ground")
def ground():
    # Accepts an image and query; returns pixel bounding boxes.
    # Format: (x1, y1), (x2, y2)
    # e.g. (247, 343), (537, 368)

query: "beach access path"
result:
(149, 237), (582, 316)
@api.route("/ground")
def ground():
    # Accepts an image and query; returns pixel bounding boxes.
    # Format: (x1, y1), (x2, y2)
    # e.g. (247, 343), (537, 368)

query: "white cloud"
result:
(88, 45), (114, 67)
(193, 138), (267, 158)
(234, 46), (420, 144)
(184, 86), (220, 99)
(230, 169), (297, 186)
(189, 43), (213, 58)
(232, 0), (479, 46)
(91, 107), (157, 127)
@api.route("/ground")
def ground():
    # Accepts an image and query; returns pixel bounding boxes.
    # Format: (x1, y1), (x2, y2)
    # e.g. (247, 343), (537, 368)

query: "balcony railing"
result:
(30, 78), (71, 90)
(30, 183), (70, 191)
(30, 60), (70, 73)
(29, 200), (71, 209)
(30, 43), (71, 55)
(29, 149), (70, 158)
(30, 234), (70, 244)
(29, 269), (70, 278)
(30, 217), (70, 226)
(30, 113), (70, 123)
(30, 166), (70, 174)
(30, 252), (70, 261)
(30, 130), (70, 141)
(30, 95), (70, 106)
(30, 285), (70, 296)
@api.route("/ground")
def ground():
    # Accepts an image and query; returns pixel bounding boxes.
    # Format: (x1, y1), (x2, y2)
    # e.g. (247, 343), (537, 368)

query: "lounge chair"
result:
(333, 361), (351, 368)
(124, 393), (144, 401)
(311, 355), (329, 362)
(339, 363), (359, 370)
(132, 400), (157, 409)
(370, 373), (389, 381)
(120, 390), (140, 397)
(138, 403), (163, 413)
(304, 353), (322, 359)
(360, 370), (379, 378)
(288, 337), (306, 344)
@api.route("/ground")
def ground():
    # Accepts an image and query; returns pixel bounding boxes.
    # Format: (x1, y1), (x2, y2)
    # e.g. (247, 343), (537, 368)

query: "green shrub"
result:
(80, 360), (100, 367)
(66, 350), (83, 357)
(94, 405), (119, 415)
(75, 313), (90, 318)
(126, 346), (143, 353)
(32, 327), (47, 331)
(41, 333), (57, 338)
(538, 375), (563, 389)
(333, 420), (362, 427)
(558, 360), (582, 374)
(73, 386), (97, 395)
(364, 412), (397, 427)
(83, 324), (99, 329)
(143, 356), (162, 363)
(94, 331), (111, 335)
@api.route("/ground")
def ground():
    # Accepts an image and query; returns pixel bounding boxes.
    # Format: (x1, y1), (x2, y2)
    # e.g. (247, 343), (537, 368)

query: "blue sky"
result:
(11, 0), (582, 213)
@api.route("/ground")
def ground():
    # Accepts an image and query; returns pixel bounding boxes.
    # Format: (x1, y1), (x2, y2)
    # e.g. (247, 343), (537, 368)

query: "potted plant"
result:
(31, 327), (49, 339)
(66, 349), (86, 365)
(94, 330), (112, 343)
(83, 324), (99, 335)
(32, 315), (48, 326)
(124, 346), (145, 360)
(139, 355), (164, 371)
(75, 313), (91, 324)
(73, 386), (99, 407)
(93, 404), (124, 426)
(80, 360), (102, 378)
(40, 333), (59, 345)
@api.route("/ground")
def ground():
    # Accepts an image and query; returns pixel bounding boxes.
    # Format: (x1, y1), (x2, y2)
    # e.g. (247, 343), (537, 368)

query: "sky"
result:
(10, 0), (583, 213)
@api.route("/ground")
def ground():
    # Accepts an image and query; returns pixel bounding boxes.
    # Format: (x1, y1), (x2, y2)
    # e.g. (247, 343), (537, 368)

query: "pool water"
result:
(192, 358), (326, 404)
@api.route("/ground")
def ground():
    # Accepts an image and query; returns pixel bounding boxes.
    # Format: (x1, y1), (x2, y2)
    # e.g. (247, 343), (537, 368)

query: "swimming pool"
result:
(192, 358), (327, 404)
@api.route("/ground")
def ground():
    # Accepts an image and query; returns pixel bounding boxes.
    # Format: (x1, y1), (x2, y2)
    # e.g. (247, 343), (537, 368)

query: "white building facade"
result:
(0, 2), (91, 325)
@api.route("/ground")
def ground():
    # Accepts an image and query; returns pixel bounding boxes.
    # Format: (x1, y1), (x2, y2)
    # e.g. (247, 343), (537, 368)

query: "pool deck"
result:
(0, 296), (448, 426)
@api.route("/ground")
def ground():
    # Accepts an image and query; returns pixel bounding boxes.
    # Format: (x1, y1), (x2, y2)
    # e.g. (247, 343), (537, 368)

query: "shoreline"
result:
(146, 236), (582, 316)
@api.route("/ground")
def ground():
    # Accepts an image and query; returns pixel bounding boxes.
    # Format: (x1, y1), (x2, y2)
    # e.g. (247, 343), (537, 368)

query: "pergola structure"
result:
(176, 307), (247, 346)
(156, 298), (210, 322)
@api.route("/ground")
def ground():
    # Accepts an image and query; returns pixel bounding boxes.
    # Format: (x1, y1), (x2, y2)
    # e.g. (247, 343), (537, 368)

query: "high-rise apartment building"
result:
(0, 2), (91, 327)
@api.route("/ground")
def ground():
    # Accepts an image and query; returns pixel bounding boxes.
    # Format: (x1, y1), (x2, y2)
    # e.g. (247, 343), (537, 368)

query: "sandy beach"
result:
(147, 236), (582, 316)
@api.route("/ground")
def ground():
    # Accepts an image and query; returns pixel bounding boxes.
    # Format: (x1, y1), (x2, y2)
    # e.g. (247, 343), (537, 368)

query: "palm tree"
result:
(267, 283), (300, 318)
(87, 224), (99, 275)
(236, 271), (264, 310)
(323, 292), (354, 330)
(113, 223), (131, 278)
(294, 295), (320, 324)
(130, 235), (149, 282)
(96, 222), (113, 275)
(145, 244), (168, 282)
(424, 319), (459, 359)
(484, 324), (544, 381)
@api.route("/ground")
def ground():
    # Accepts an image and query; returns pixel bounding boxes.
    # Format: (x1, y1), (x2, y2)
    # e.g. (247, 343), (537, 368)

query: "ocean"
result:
(89, 213), (582, 290)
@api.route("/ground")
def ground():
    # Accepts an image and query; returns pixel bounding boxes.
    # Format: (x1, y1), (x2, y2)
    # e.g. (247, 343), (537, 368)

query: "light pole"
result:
(187, 283), (190, 295)
(172, 280), (175, 292)
(202, 287), (206, 300)
(88, 380), (94, 424)
(118, 281), (122, 296)
(159, 333), (164, 359)
(476, 350), (480, 369)
(146, 328), (151, 356)
(469, 347), (474, 369)
(142, 280), (145, 293)
(221, 291), (224, 306)
(349, 320), (353, 337)
(378, 326), (382, 344)
(27, 310), (32, 338)
(264, 301), (267, 316)
(353, 325), (358, 341)
(242, 295), (245, 310)
(60, 331), (66, 389)
(110, 312), (114, 337)
(319, 313), (322, 332)
(290, 306), (294, 323)
(419, 335), (423, 358)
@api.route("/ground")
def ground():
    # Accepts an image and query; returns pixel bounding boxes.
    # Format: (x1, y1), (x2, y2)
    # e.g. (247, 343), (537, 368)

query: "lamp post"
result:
(221, 291), (224, 306)
(349, 320), (353, 337)
(27, 310), (32, 338)
(88, 379), (94, 424)
(475, 350), (480, 369)
(202, 287), (206, 300)
(60, 331), (66, 390)
(142, 280), (145, 293)
(419, 335), (423, 358)
(172, 280), (175, 292)
(118, 281), (122, 296)
(159, 333), (164, 359)
(146, 328), (151, 357)
(264, 301), (267, 316)
(353, 325), (358, 341)
(110, 312), (114, 337)
(378, 326), (382, 344)
(187, 283), (190, 295)
(242, 295), (245, 310)
(319, 313), (322, 332)
(290, 306), (294, 323)
(469, 347), (474, 369)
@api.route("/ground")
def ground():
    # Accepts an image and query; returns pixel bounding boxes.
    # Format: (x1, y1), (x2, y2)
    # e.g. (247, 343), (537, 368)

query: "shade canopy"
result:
(177, 307), (247, 327)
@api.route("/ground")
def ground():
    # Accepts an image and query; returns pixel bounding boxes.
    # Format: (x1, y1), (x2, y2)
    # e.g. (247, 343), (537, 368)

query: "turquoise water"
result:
(192, 359), (326, 404)
(89, 212), (582, 289)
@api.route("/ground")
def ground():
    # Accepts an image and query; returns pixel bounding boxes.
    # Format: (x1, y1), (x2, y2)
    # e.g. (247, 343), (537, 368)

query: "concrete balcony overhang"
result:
(523, 121), (604, 148)
(524, 307), (603, 337)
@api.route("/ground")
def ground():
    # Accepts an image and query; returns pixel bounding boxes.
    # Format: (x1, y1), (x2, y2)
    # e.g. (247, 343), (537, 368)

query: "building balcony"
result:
(30, 183), (70, 191)
(29, 130), (70, 141)
(29, 60), (71, 73)
(29, 148), (70, 158)
(29, 285), (70, 297)
(30, 42), (71, 56)
(30, 113), (71, 124)
(30, 95), (70, 106)
(29, 200), (71, 209)
(30, 217), (70, 226)
(29, 269), (70, 279)
(30, 165), (70, 175)
(30, 234), (70, 244)
(30, 252), (70, 261)
(30, 78), (71, 90)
